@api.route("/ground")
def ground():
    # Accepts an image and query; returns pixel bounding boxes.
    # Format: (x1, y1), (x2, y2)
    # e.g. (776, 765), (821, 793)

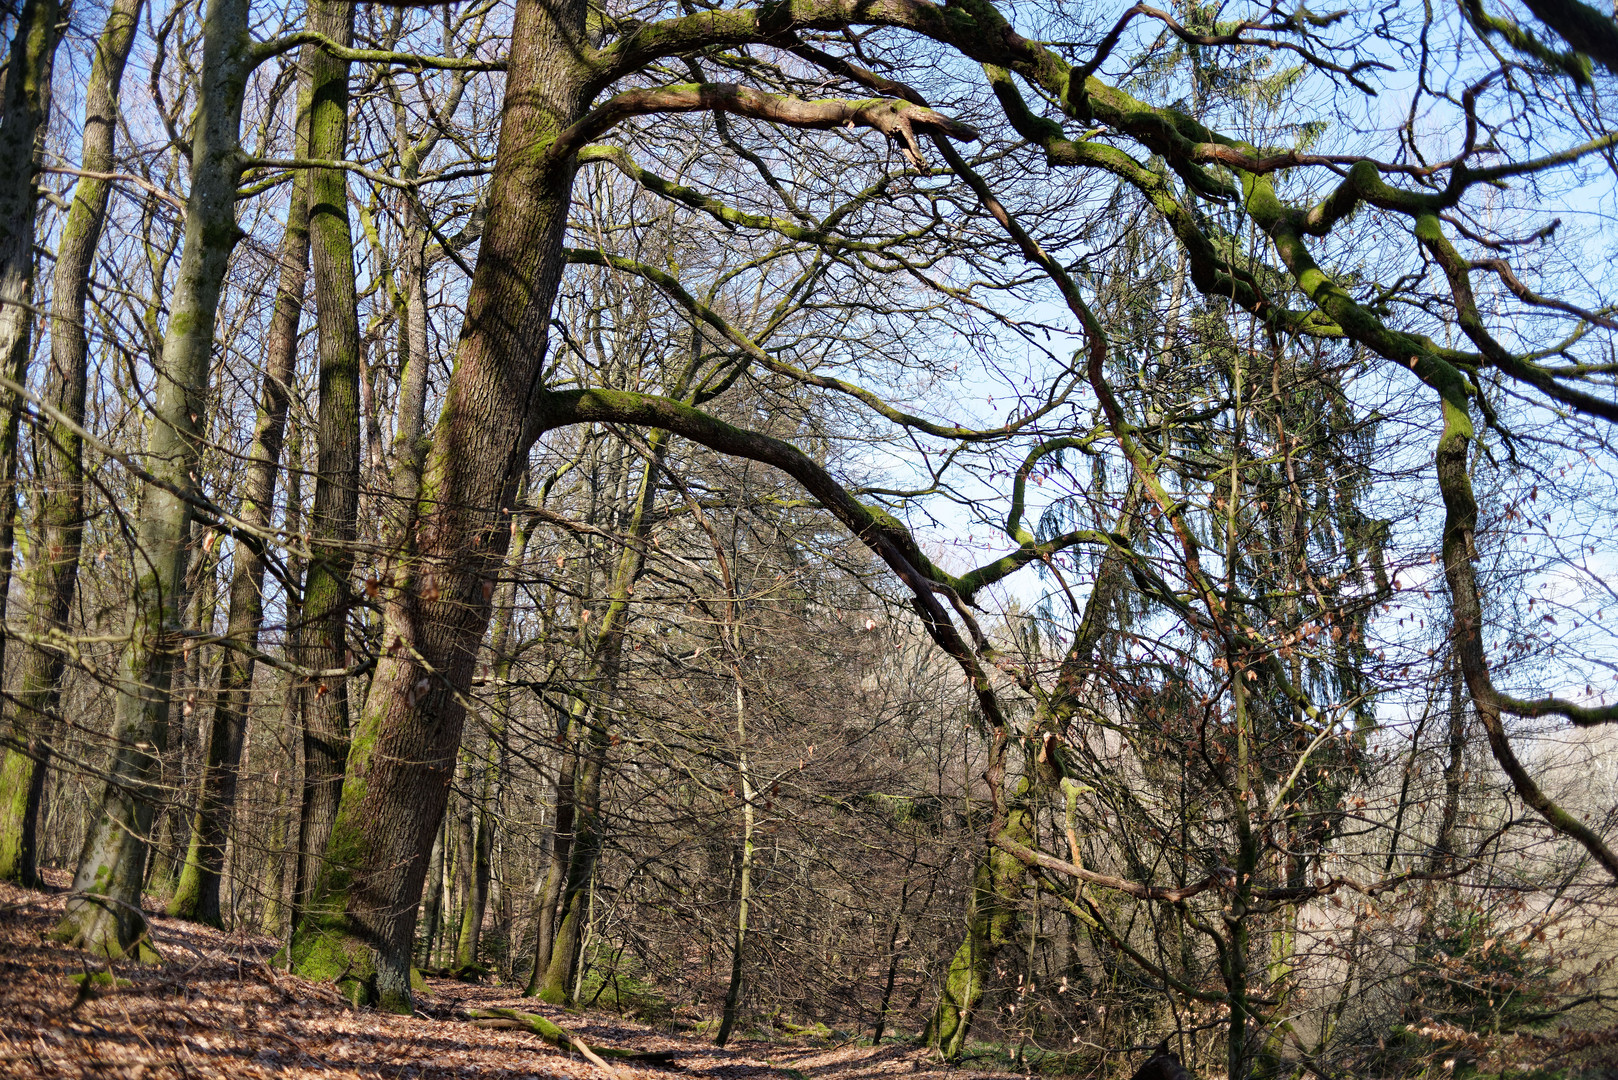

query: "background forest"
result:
(4, 0), (1618, 1076)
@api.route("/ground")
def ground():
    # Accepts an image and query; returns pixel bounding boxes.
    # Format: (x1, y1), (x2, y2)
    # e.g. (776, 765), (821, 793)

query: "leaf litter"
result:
(0, 879), (1008, 1080)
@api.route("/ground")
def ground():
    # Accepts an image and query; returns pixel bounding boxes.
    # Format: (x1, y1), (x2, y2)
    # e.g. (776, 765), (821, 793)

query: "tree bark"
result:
(169, 89), (313, 926)
(0, 0), (139, 887)
(269, 423), (306, 945)
(53, 0), (254, 958)
(0, 0), (62, 687)
(920, 488), (1136, 1058)
(535, 432), (670, 1003)
(287, 0), (591, 1012)
(525, 702), (578, 995)
(289, 0), (363, 929)
(921, 775), (1032, 1060)
(457, 489), (528, 972)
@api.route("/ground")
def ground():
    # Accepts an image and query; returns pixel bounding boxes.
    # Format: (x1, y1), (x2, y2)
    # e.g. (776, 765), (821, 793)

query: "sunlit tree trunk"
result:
(0, 0), (139, 887)
(288, 0), (591, 1011)
(288, 0), (362, 928)
(170, 93), (313, 926)
(53, 0), (253, 958)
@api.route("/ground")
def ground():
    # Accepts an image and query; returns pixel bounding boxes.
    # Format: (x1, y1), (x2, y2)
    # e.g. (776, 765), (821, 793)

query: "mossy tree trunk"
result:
(289, 0), (362, 927)
(537, 704), (610, 1004)
(288, 0), (592, 1012)
(169, 92), (313, 927)
(0, 0), (138, 888)
(0, 0), (62, 699)
(919, 487), (1136, 1060)
(921, 776), (1033, 1061)
(53, 0), (253, 958)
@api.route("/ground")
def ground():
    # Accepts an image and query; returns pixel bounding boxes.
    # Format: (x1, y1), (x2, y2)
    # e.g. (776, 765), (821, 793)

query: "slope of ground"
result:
(0, 880), (1011, 1080)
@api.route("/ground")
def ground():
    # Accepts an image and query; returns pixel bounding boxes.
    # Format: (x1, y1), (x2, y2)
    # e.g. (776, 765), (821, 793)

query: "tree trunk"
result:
(259, 763), (293, 935)
(0, 0), (62, 646)
(525, 704), (578, 995)
(287, 0), (590, 1013)
(419, 820), (445, 967)
(454, 738), (495, 970)
(539, 708), (608, 1003)
(53, 0), (253, 957)
(715, 679), (753, 1047)
(0, 0), (139, 888)
(535, 434), (670, 1003)
(871, 876), (914, 1045)
(268, 424), (306, 944)
(169, 91), (313, 926)
(1429, 651), (1467, 871)
(921, 776), (1032, 1061)
(289, 0), (362, 927)
(464, 489), (529, 973)
(919, 487), (1135, 1058)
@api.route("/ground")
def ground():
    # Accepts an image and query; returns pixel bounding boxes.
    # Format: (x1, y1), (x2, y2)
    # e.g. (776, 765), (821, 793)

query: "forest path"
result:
(0, 880), (1012, 1080)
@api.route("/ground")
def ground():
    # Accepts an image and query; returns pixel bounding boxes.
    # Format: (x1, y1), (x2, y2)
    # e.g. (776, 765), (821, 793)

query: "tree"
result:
(8, 0), (1618, 1071)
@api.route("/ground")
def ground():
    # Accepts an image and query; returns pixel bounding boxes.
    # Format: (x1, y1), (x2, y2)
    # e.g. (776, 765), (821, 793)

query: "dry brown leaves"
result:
(0, 880), (995, 1080)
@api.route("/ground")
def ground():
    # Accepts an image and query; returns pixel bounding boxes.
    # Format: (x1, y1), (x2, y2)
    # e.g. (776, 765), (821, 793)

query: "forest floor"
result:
(0, 878), (1014, 1080)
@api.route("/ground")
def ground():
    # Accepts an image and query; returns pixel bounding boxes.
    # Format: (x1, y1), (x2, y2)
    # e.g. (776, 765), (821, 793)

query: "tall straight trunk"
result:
(715, 678), (754, 1047)
(52, 0), (253, 957)
(0, 0), (62, 688)
(288, 0), (591, 1012)
(454, 736), (494, 970)
(458, 490), (529, 971)
(536, 434), (671, 1003)
(290, 0), (362, 925)
(0, 0), (141, 887)
(170, 99), (313, 926)
(418, 821), (445, 966)
(525, 702), (578, 995)
(267, 424), (306, 942)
